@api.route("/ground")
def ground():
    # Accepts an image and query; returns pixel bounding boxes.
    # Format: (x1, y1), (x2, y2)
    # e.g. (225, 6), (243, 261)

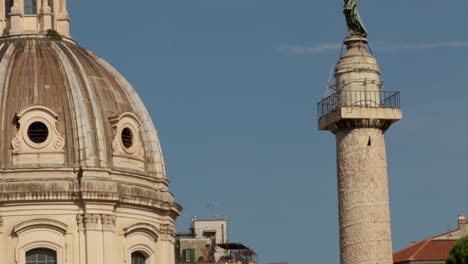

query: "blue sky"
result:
(69, 1), (468, 263)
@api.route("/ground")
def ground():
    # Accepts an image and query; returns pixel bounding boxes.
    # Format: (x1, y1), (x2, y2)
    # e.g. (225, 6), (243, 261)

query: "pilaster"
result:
(39, 0), (52, 32)
(101, 214), (116, 264)
(76, 214), (86, 264)
(0, 217), (4, 264)
(160, 224), (176, 264)
(84, 214), (104, 264)
(56, 0), (69, 37)
(9, 0), (23, 35)
(0, 1), (6, 36)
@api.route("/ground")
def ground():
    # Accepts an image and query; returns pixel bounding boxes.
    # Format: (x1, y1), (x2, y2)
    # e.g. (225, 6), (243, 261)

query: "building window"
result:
(5, 0), (13, 16)
(121, 127), (133, 149)
(183, 248), (195, 262)
(24, 0), (37, 15)
(27, 121), (49, 143)
(131, 251), (146, 264)
(26, 248), (57, 264)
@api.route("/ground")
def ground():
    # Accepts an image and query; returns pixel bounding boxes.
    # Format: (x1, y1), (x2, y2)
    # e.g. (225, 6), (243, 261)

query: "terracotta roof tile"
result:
(393, 240), (456, 263)
(393, 228), (460, 263)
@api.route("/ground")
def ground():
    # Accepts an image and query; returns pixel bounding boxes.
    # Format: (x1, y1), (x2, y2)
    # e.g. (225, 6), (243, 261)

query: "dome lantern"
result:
(4, 0), (70, 37)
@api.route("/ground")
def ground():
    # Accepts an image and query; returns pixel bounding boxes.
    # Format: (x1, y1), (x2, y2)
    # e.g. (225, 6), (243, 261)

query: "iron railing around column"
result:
(317, 90), (400, 119)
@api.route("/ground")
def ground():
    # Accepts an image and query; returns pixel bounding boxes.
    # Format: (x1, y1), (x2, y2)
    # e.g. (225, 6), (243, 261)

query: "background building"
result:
(0, 1), (181, 264)
(393, 214), (468, 264)
(176, 216), (257, 264)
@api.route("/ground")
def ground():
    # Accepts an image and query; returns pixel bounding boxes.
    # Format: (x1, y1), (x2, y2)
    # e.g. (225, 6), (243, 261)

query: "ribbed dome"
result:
(0, 35), (179, 214)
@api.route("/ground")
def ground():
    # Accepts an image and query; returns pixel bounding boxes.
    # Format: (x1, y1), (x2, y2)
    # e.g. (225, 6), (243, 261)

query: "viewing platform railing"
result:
(317, 90), (400, 119)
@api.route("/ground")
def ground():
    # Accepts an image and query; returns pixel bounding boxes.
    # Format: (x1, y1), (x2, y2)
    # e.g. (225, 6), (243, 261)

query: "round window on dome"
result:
(27, 121), (49, 144)
(121, 127), (133, 149)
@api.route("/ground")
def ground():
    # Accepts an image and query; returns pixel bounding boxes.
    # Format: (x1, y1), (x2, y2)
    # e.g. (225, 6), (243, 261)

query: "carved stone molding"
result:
(11, 105), (65, 166)
(101, 214), (116, 231)
(109, 112), (145, 171)
(76, 214), (84, 230)
(84, 214), (99, 224)
(83, 214), (100, 230)
(160, 224), (175, 236)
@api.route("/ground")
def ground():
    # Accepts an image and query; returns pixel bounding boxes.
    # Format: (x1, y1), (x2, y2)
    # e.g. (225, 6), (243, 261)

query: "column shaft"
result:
(336, 127), (393, 264)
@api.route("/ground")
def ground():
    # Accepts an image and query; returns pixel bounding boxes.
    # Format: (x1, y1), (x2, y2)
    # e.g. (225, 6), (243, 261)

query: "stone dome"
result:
(0, 35), (180, 215)
(0, 1), (180, 263)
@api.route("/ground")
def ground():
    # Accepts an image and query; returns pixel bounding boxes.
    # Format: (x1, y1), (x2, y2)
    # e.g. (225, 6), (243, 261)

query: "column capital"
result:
(101, 214), (116, 231)
(84, 213), (100, 230)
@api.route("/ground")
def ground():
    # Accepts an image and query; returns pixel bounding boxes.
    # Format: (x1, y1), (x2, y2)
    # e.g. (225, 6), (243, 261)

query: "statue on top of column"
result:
(343, 0), (368, 38)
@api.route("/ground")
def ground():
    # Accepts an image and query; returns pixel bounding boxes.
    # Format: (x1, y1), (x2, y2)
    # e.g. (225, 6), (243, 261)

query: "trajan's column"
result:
(317, 1), (402, 264)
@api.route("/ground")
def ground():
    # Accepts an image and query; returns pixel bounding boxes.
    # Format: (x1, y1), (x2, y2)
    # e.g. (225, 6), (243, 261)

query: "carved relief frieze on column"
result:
(84, 214), (100, 230)
(100, 215), (116, 232)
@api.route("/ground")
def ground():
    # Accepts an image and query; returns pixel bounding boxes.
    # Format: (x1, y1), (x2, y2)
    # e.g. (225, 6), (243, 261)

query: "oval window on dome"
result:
(27, 121), (49, 144)
(121, 127), (133, 149)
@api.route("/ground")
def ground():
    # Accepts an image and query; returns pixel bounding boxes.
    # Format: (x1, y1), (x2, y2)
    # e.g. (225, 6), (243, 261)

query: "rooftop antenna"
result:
(323, 64), (336, 99)
(207, 202), (219, 220)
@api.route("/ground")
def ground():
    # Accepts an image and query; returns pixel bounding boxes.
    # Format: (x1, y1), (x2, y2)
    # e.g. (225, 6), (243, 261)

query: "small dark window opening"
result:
(367, 136), (371, 146)
(121, 127), (133, 149)
(27, 122), (49, 143)
(131, 251), (146, 264)
(5, 0), (13, 17)
(26, 248), (57, 264)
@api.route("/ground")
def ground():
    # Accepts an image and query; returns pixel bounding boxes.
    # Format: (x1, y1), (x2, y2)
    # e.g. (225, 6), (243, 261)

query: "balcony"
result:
(317, 90), (400, 120)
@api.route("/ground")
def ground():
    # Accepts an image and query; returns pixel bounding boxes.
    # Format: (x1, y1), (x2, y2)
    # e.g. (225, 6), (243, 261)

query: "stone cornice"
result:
(0, 190), (181, 217)
(125, 223), (159, 235)
(327, 118), (394, 133)
(13, 218), (68, 235)
(0, 167), (171, 186)
(318, 107), (402, 133)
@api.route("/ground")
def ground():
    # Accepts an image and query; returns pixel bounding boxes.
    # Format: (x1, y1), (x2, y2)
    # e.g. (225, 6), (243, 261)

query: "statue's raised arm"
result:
(343, 0), (368, 38)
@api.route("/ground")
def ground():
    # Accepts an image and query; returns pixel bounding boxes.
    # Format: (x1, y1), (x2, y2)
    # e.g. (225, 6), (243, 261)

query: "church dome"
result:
(0, 1), (180, 264)
(0, 35), (180, 213)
